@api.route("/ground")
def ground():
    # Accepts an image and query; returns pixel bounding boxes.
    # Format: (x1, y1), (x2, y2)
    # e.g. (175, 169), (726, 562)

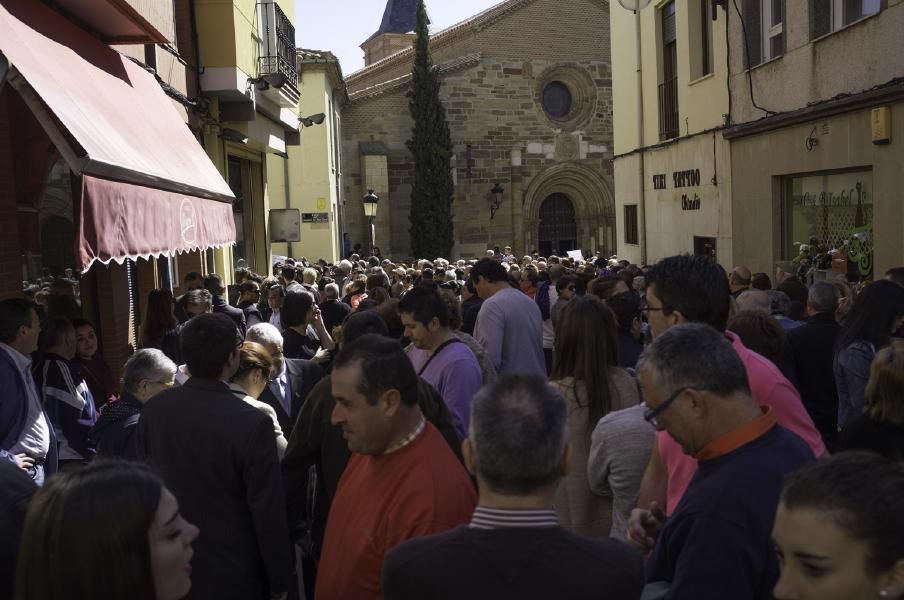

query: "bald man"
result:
(729, 266), (752, 299)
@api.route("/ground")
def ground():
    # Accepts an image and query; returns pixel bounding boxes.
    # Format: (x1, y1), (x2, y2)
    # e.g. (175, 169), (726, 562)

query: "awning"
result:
(0, 0), (236, 269)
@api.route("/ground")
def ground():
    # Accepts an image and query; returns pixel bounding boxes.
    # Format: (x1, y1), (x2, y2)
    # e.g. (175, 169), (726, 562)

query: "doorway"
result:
(693, 236), (717, 261)
(538, 193), (577, 257)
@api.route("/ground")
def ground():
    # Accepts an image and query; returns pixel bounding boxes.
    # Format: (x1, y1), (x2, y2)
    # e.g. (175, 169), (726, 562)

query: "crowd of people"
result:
(2, 247), (904, 600)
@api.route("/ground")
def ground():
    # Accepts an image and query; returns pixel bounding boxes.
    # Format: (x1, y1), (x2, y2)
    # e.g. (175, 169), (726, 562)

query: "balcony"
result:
(257, 1), (298, 106)
(658, 76), (679, 141)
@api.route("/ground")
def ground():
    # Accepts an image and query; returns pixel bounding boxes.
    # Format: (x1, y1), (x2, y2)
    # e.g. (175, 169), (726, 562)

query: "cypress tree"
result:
(406, 0), (454, 259)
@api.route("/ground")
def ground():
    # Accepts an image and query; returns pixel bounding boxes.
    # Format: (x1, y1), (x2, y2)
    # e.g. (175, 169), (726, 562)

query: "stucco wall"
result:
(729, 102), (904, 278)
(729, 0), (904, 124)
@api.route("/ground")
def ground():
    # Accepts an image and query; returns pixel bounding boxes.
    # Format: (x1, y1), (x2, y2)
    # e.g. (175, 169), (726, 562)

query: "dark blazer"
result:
(237, 300), (264, 328)
(87, 392), (142, 460)
(258, 358), (325, 438)
(382, 525), (645, 600)
(0, 349), (58, 475)
(136, 378), (293, 599)
(460, 296), (483, 337)
(784, 311), (841, 449)
(212, 295), (247, 337)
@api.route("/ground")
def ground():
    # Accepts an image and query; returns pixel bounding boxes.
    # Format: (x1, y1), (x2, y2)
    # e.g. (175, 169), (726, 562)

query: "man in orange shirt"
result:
(315, 334), (477, 600)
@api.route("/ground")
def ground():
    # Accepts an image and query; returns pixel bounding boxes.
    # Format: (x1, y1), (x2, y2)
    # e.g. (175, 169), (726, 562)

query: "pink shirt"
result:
(659, 331), (825, 514)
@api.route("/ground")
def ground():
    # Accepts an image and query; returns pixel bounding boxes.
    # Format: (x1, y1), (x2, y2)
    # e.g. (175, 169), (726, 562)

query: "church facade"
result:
(341, 0), (615, 259)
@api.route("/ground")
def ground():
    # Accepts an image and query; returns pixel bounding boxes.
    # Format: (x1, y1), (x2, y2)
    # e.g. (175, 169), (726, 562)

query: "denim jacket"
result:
(834, 340), (875, 431)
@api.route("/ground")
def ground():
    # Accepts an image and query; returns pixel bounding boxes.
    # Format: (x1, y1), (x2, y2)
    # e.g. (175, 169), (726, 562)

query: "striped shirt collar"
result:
(469, 506), (559, 530)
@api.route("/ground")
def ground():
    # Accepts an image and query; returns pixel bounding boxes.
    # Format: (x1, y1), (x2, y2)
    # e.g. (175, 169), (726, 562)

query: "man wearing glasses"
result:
(237, 280), (264, 327)
(638, 324), (813, 598)
(629, 255), (824, 553)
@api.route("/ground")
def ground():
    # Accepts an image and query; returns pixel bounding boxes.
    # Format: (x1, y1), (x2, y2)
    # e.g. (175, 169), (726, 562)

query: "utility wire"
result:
(732, 0), (777, 116)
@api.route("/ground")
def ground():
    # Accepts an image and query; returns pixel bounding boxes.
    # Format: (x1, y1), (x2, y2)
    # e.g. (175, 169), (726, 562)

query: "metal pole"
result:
(635, 8), (648, 266)
(369, 216), (375, 257)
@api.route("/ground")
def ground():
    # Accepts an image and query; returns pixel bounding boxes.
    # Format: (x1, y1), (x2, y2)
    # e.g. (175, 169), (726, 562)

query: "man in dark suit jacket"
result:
(137, 314), (293, 600)
(205, 273), (246, 337)
(784, 281), (843, 450)
(382, 375), (645, 600)
(246, 322), (324, 438)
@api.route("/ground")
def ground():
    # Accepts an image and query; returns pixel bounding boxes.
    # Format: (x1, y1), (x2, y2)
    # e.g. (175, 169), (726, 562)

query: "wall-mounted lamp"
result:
(490, 183), (504, 219)
(220, 127), (248, 144)
(300, 113), (326, 128)
(247, 72), (287, 92)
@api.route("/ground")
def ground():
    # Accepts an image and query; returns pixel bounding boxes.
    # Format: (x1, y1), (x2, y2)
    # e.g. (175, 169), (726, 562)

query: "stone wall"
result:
(341, 0), (614, 259)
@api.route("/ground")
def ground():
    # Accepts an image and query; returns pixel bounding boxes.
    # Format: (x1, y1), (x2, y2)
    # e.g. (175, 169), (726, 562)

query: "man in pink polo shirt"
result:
(628, 255), (824, 552)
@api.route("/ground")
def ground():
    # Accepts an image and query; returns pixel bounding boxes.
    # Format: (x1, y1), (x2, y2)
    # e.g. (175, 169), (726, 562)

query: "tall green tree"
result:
(406, 0), (454, 259)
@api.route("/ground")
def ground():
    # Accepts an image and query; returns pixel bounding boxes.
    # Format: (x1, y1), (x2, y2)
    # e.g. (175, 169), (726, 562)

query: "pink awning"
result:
(0, 0), (236, 269)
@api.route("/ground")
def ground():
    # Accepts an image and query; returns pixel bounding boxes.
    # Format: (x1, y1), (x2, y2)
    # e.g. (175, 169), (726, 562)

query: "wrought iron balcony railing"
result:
(257, 1), (298, 92)
(658, 76), (679, 141)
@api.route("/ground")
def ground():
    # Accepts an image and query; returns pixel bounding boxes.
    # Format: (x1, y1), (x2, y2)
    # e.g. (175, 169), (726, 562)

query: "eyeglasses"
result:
(640, 299), (671, 313)
(643, 386), (705, 427)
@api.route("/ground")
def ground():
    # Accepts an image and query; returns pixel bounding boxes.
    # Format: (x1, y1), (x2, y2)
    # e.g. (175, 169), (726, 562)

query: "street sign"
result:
(302, 212), (329, 223)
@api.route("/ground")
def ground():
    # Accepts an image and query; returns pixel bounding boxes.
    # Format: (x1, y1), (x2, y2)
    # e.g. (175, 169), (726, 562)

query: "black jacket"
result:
(212, 295), (247, 337)
(137, 378), (293, 599)
(319, 300), (351, 337)
(382, 525), (645, 600)
(257, 358), (325, 438)
(783, 311), (841, 449)
(88, 392), (143, 460)
(460, 296), (483, 337)
(237, 300), (264, 328)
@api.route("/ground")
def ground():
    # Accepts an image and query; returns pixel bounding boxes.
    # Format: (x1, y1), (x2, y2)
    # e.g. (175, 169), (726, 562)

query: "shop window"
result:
(783, 170), (873, 282)
(811, 0), (880, 38)
(624, 205), (639, 245)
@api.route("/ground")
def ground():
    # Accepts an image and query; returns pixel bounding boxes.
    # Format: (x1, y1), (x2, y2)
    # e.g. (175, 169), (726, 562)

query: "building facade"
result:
(612, 0), (732, 268)
(192, 0), (301, 277)
(341, 0), (615, 260)
(724, 0), (904, 281)
(275, 49), (347, 263)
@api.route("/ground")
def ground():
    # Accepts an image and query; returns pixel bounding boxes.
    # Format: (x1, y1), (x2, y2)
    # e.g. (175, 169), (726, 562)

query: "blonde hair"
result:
(865, 339), (904, 426)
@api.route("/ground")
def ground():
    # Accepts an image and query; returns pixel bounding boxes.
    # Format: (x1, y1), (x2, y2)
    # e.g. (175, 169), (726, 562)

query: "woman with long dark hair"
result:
(15, 460), (198, 600)
(834, 280), (904, 430)
(139, 289), (180, 362)
(550, 295), (641, 537)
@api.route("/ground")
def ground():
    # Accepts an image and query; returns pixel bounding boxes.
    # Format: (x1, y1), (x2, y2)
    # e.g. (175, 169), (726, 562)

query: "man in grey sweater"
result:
(470, 258), (546, 377)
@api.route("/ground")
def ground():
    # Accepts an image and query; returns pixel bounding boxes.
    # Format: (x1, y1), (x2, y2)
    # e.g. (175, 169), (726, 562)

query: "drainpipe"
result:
(635, 8), (648, 265)
(284, 152), (293, 259)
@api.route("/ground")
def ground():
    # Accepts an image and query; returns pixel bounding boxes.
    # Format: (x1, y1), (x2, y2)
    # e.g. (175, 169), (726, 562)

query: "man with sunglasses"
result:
(638, 324), (813, 598)
(237, 280), (265, 327)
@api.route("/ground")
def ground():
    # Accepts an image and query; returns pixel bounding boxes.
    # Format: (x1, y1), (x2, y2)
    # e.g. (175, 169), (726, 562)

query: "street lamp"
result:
(490, 183), (504, 219)
(363, 189), (379, 256)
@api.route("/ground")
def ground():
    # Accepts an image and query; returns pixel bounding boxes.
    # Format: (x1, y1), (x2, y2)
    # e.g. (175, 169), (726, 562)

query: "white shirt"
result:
(269, 309), (282, 329)
(1, 343), (51, 458)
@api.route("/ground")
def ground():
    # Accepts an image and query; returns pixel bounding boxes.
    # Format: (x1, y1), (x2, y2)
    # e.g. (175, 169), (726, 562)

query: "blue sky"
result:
(295, 0), (502, 75)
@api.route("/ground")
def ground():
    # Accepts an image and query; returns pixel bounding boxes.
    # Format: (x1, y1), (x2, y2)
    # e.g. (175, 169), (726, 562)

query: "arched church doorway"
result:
(538, 193), (576, 257)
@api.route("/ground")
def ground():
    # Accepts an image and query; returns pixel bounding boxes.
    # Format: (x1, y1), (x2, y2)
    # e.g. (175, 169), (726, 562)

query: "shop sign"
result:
(301, 212), (329, 223)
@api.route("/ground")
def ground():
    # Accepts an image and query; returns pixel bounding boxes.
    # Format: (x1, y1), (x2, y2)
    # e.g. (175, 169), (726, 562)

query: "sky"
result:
(295, 0), (503, 75)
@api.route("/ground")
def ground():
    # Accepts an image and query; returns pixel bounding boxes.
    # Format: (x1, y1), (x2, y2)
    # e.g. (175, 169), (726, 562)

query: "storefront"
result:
(614, 131), (732, 267)
(726, 92), (903, 281)
(0, 0), (236, 374)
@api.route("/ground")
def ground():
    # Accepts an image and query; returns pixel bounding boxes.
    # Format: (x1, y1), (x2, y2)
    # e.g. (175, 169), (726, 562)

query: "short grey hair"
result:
(246, 323), (283, 349)
(809, 281), (841, 314)
(736, 290), (771, 315)
(638, 323), (750, 398)
(122, 349), (176, 394)
(324, 283), (340, 300)
(338, 260), (352, 273)
(471, 375), (569, 495)
(767, 290), (792, 317)
(184, 288), (212, 308)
